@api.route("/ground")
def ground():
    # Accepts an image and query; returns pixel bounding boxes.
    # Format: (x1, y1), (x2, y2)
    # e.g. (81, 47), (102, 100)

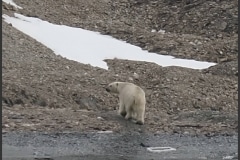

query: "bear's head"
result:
(106, 82), (119, 93)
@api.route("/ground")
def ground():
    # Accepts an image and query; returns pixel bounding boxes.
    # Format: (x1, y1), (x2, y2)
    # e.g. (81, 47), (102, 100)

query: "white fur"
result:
(106, 82), (146, 125)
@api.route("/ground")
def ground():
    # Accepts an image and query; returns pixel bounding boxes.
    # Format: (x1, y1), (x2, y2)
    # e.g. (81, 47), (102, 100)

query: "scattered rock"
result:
(2, 0), (237, 135)
(77, 97), (99, 110)
(133, 72), (139, 80)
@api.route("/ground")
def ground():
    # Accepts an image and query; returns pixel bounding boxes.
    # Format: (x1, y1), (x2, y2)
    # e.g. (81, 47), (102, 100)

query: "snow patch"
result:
(2, 0), (22, 9)
(3, 13), (216, 70)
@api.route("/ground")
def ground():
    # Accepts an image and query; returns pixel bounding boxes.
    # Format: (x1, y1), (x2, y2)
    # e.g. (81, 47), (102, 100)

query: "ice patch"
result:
(2, 13), (216, 70)
(147, 147), (176, 153)
(97, 131), (113, 134)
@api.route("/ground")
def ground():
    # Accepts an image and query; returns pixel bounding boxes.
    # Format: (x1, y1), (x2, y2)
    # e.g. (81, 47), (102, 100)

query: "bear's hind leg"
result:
(135, 107), (145, 125)
(119, 111), (127, 117)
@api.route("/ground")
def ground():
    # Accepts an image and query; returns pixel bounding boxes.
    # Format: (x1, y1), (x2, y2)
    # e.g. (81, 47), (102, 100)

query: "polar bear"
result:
(106, 82), (146, 125)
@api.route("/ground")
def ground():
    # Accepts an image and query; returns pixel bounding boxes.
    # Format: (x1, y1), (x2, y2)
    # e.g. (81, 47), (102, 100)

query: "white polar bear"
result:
(106, 82), (146, 125)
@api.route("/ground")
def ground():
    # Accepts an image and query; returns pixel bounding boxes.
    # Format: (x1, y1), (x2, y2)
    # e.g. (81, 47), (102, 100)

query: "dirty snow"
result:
(2, 0), (22, 9)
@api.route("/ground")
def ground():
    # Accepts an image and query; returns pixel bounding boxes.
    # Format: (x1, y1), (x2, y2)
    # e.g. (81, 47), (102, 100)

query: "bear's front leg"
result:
(119, 100), (126, 117)
(125, 112), (132, 120)
(124, 105), (133, 120)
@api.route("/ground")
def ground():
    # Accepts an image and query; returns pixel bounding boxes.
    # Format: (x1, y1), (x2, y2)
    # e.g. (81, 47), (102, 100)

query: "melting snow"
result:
(2, 0), (22, 9)
(3, 13), (216, 70)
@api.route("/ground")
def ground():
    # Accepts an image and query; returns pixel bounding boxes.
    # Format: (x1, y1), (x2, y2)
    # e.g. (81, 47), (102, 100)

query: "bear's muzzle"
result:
(106, 88), (110, 92)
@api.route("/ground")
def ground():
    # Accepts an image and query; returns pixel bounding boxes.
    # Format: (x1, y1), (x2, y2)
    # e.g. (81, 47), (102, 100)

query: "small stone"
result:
(66, 120), (71, 123)
(133, 72), (139, 80)
(140, 143), (150, 147)
(65, 125), (73, 128)
(163, 126), (169, 132)
(97, 117), (104, 120)
(219, 21), (228, 30)
(151, 29), (156, 33)
(159, 50), (168, 55)
(196, 41), (202, 45)
(183, 131), (190, 135)
(21, 123), (33, 127)
(219, 51), (223, 55)
(189, 42), (196, 46)
(97, 130), (113, 133)
(158, 29), (165, 34)
(3, 124), (10, 128)
(128, 77), (134, 81)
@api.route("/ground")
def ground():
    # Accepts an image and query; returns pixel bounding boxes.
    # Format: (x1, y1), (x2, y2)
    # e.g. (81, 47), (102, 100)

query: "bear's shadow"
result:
(99, 111), (146, 132)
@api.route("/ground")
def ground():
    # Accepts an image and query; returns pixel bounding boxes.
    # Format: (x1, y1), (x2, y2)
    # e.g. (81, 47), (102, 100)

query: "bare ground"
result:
(2, 0), (238, 136)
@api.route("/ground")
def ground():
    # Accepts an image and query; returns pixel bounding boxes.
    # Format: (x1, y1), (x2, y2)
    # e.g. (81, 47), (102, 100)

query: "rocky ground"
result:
(2, 0), (238, 136)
